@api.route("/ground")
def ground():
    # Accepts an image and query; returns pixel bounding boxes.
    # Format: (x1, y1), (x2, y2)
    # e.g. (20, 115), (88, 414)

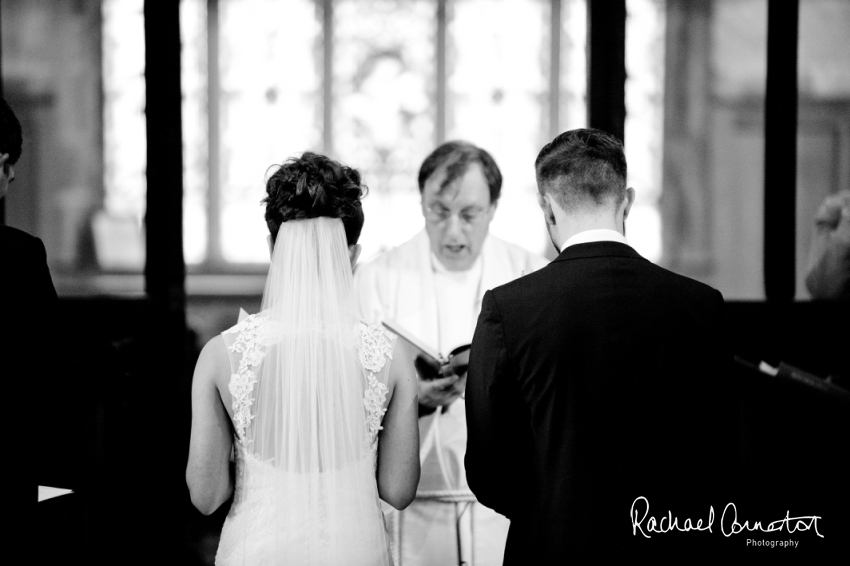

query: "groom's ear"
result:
(348, 244), (362, 269)
(537, 192), (557, 225)
(621, 187), (636, 221)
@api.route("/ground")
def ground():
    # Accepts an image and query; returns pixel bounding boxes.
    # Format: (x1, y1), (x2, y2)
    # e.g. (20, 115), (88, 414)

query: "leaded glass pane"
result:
(447, 0), (550, 257)
(102, 0), (146, 270)
(795, 0), (850, 299)
(661, 0), (767, 298)
(181, 0), (208, 265)
(218, 0), (322, 263)
(560, 0), (587, 132)
(625, 0), (665, 262)
(333, 0), (437, 261)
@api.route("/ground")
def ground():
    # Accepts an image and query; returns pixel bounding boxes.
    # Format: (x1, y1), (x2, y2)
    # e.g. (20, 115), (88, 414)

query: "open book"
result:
(382, 319), (470, 379)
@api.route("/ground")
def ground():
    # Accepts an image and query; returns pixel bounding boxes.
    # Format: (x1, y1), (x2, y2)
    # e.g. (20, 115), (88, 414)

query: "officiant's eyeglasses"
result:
(424, 203), (491, 226)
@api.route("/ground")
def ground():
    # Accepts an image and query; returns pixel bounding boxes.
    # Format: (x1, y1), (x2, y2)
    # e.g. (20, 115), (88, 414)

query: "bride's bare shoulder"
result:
(195, 335), (231, 388)
(200, 334), (229, 364)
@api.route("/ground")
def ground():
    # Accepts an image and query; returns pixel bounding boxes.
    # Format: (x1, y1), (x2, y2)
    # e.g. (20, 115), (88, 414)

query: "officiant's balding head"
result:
(418, 141), (500, 271)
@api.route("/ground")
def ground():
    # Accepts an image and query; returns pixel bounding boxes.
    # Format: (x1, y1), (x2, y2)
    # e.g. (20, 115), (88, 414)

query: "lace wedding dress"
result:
(215, 314), (396, 565)
(214, 217), (397, 565)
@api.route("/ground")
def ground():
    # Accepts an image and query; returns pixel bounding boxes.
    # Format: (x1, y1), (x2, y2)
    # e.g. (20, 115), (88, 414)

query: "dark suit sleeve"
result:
(465, 290), (531, 518)
(2, 232), (57, 324)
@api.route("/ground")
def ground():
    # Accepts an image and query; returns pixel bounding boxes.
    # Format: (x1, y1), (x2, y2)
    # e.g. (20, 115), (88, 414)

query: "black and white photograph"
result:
(5, 0), (848, 563)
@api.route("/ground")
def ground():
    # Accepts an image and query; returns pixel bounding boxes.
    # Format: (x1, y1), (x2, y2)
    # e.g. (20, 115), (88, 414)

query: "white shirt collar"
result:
(561, 229), (628, 251)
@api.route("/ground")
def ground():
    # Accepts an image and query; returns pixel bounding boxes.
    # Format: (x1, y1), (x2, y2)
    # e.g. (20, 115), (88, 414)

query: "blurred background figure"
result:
(1, 95), (61, 561)
(0, 96), (57, 310)
(354, 141), (547, 566)
(805, 190), (850, 300)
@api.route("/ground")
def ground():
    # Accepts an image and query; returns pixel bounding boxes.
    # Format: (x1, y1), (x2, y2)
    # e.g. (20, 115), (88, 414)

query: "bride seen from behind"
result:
(187, 152), (420, 565)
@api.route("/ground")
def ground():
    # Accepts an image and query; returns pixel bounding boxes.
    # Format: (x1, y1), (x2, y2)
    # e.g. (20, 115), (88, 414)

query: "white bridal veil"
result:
(221, 217), (390, 565)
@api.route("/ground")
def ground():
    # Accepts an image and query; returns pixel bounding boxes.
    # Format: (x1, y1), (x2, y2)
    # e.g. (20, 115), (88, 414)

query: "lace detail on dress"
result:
(223, 314), (394, 457)
(358, 321), (394, 373)
(356, 322), (394, 456)
(223, 313), (279, 447)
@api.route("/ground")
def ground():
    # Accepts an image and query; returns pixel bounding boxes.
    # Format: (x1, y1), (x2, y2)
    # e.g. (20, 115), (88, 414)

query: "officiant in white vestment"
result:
(354, 142), (548, 566)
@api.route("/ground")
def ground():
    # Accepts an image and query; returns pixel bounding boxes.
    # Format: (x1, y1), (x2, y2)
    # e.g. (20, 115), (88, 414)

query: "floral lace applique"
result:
(357, 322), (394, 455)
(358, 321), (394, 374)
(225, 316), (393, 457)
(224, 313), (279, 447)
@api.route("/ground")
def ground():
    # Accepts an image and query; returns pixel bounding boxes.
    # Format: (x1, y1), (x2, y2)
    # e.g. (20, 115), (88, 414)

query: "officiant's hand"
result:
(417, 362), (467, 410)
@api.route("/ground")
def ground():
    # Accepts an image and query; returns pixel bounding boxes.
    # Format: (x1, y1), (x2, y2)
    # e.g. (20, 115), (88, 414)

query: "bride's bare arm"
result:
(187, 336), (234, 515)
(376, 340), (420, 510)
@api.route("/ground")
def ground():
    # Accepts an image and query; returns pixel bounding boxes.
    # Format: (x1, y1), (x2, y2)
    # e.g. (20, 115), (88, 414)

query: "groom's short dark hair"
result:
(535, 128), (627, 211)
(264, 152), (367, 245)
(0, 97), (23, 168)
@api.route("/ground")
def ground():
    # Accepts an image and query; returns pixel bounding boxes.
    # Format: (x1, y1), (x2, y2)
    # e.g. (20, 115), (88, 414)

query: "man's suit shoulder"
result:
(0, 224), (44, 250)
(484, 259), (554, 311)
(487, 244), (723, 304)
(0, 224), (57, 302)
(645, 259), (723, 302)
(0, 224), (49, 270)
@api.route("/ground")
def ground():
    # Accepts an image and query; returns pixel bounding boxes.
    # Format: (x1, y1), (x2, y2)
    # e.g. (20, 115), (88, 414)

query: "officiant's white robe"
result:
(354, 229), (548, 566)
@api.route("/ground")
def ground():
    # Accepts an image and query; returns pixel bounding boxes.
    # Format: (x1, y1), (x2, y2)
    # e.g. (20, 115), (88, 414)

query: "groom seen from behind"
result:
(465, 129), (739, 561)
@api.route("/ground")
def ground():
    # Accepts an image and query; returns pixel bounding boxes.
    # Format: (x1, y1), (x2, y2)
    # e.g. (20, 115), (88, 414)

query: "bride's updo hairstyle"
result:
(263, 152), (367, 246)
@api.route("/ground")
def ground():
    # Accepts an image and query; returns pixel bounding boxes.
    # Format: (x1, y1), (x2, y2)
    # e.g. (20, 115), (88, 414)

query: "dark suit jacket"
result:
(1, 224), (59, 548)
(466, 241), (739, 562)
(0, 224), (58, 316)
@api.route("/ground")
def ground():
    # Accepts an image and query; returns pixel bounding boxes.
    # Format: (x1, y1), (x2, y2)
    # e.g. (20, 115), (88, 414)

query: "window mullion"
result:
(207, 0), (223, 270)
(549, 0), (562, 141)
(436, 0), (447, 145)
(322, 0), (334, 156)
